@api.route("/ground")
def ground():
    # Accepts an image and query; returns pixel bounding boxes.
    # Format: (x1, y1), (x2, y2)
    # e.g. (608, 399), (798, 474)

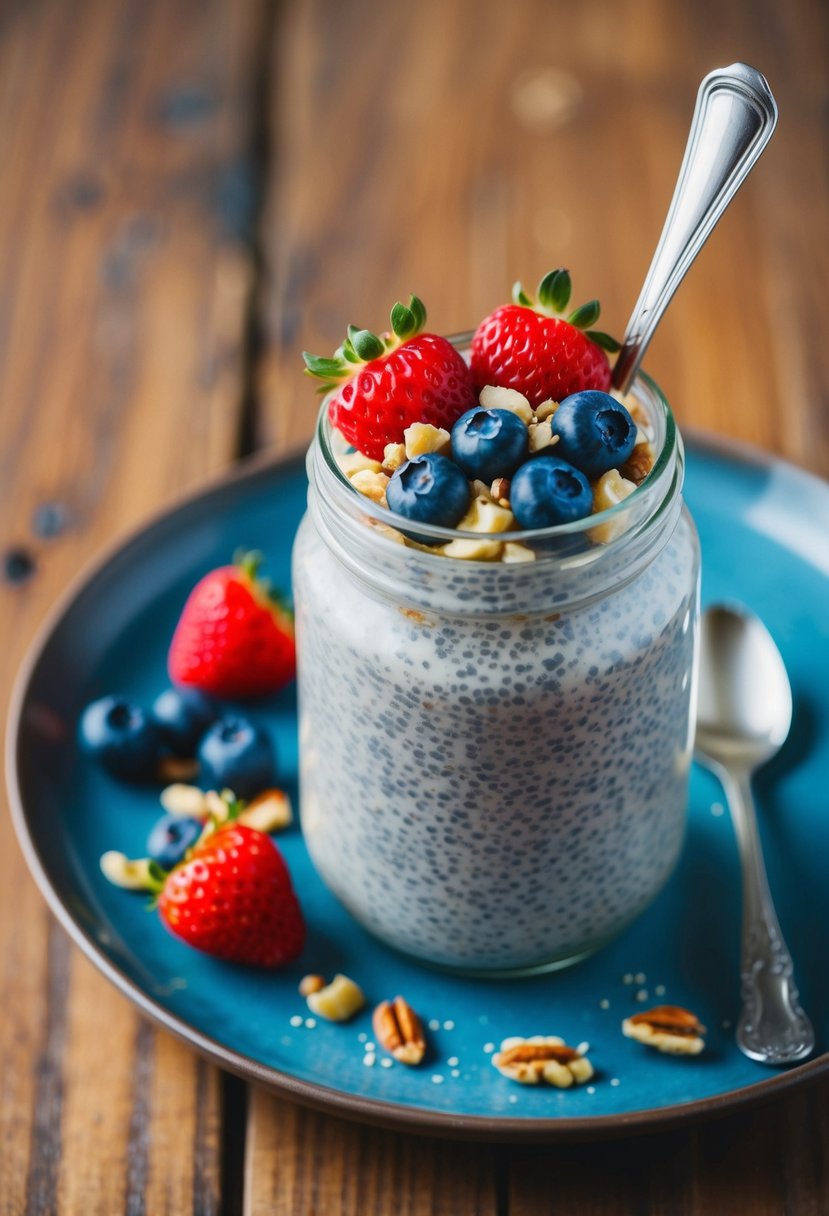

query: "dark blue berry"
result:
(3, 547), (35, 584)
(450, 408), (529, 482)
(510, 456), (593, 529)
(386, 453), (470, 528)
(147, 814), (203, 869)
(152, 687), (219, 756)
(198, 716), (275, 799)
(550, 391), (636, 479)
(79, 695), (164, 782)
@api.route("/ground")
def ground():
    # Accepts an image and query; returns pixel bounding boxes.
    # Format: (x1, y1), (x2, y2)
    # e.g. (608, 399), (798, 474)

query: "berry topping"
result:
(386, 453), (471, 528)
(158, 824), (305, 966)
(471, 269), (619, 407)
(510, 456), (593, 529)
(304, 296), (475, 460)
(450, 408), (529, 483)
(79, 695), (164, 782)
(168, 551), (296, 699)
(197, 715), (276, 799)
(551, 391), (637, 479)
(152, 687), (219, 757)
(147, 813), (203, 870)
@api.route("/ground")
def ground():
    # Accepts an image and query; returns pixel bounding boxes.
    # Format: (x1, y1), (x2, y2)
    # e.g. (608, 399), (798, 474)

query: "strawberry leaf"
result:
(302, 352), (345, 379)
(350, 328), (385, 361)
(538, 269), (571, 313)
(511, 282), (533, 308)
(390, 301), (417, 340)
(409, 294), (426, 332)
(567, 299), (601, 329)
(586, 330), (621, 352)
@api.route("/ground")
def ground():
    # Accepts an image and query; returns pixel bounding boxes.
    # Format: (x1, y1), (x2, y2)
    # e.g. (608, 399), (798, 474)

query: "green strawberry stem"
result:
(234, 549), (264, 581)
(303, 294), (427, 390)
(512, 269), (621, 352)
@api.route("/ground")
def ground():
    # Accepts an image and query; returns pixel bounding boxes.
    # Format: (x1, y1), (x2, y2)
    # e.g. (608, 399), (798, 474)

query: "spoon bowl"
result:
(695, 603), (814, 1065)
(696, 604), (792, 767)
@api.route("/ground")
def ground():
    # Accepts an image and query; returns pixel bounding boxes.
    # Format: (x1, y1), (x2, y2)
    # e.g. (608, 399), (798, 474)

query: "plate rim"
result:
(6, 433), (829, 1142)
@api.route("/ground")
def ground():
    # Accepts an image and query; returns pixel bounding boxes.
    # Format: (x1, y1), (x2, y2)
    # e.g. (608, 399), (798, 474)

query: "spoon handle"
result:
(612, 63), (778, 394)
(720, 767), (815, 1065)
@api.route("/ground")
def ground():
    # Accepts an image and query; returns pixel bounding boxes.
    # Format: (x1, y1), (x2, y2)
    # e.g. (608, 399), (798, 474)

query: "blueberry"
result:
(550, 391), (636, 479)
(152, 687), (219, 756)
(386, 453), (470, 528)
(147, 813), (203, 869)
(198, 716), (276, 799)
(510, 456), (593, 529)
(450, 408), (529, 482)
(79, 695), (164, 782)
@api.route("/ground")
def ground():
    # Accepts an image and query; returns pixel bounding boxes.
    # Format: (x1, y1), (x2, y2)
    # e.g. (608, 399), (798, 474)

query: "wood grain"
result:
(0, 0), (267, 1210)
(244, 1091), (500, 1216)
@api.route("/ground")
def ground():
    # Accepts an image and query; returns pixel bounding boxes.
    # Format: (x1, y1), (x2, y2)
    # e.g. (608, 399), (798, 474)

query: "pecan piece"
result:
(619, 442), (653, 486)
(492, 1036), (594, 1087)
(372, 997), (426, 1066)
(622, 1005), (706, 1055)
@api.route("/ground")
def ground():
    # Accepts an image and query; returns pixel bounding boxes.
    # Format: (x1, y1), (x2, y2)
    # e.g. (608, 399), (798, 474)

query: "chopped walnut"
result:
(479, 384), (533, 424)
(403, 422), (451, 459)
(350, 469), (390, 505)
(492, 1035), (594, 1087)
(622, 1005), (706, 1055)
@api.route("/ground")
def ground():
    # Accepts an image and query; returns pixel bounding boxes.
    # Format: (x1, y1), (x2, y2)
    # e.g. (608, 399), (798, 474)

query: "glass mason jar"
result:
(292, 365), (700, 975)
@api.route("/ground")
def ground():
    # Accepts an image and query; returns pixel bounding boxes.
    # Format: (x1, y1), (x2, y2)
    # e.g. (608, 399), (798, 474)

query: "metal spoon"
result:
(695, 604), (815, 1065)
(612, 63), (778, 394)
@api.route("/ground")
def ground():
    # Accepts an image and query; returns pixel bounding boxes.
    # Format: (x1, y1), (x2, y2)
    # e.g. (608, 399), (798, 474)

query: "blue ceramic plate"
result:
(7, 435), (829, 1140)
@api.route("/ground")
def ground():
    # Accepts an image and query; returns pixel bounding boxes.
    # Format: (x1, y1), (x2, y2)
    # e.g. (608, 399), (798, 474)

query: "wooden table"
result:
(2, 0), (827, 1210)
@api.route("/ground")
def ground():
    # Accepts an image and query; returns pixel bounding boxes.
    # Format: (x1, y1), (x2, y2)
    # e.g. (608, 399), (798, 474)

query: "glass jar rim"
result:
(315, 336), (678, 548)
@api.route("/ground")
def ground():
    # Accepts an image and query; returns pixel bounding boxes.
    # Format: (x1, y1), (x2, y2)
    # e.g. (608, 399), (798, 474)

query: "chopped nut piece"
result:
(502, 542), (537, 563)
(403, 422), (451, 459)
(441, 538), (504, 561)
(490, 477), (510, 505)
(350, 469), (390, 505)
(373, 997), (427, 1065)
(238, 789), (293, 833)
(157, 756), (199, 784)
(204, 789), (232, 822)
(528, 419), (558, 453)
(457, 494), (515, 535)
(382, 442), (407, 472)
(298, 974), (326, 997)
(472, 479), (495, 502)
(620, 443), (653, 486)
(534, 399), (558, 422)
(100, 851), (159, 890)
(160, 783), (207, 817)
(622, 1005), (706, 1055)
(492, 1035), (594, 1086)
(479, 384), (533, 424)
(590, 468), (637, 544)
(341, 451), (383, 476)
(306, 973), (366, 1022)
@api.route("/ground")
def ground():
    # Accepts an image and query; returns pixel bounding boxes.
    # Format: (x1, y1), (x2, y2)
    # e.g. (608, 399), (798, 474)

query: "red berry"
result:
(304, 296), (475, 460)
(168, 552), (295, 699)
(158, 824), (305, 966)
(471, 270), (616, 407)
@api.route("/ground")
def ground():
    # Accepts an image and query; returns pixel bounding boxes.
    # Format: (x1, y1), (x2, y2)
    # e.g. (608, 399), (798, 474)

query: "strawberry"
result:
(168, 552), (295, 699)
(303, 295), (475, 460)
(157, 823), (305, 966)
(471, 270), (620, 407)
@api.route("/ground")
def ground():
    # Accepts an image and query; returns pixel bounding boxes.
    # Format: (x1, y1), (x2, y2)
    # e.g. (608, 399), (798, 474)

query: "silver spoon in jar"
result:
(612, 63), (778, 394)
(695, 604), (815, 1065)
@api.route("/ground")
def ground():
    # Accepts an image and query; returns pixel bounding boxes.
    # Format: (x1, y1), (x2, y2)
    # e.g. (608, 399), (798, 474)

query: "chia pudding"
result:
(293, 373), (700, 974)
